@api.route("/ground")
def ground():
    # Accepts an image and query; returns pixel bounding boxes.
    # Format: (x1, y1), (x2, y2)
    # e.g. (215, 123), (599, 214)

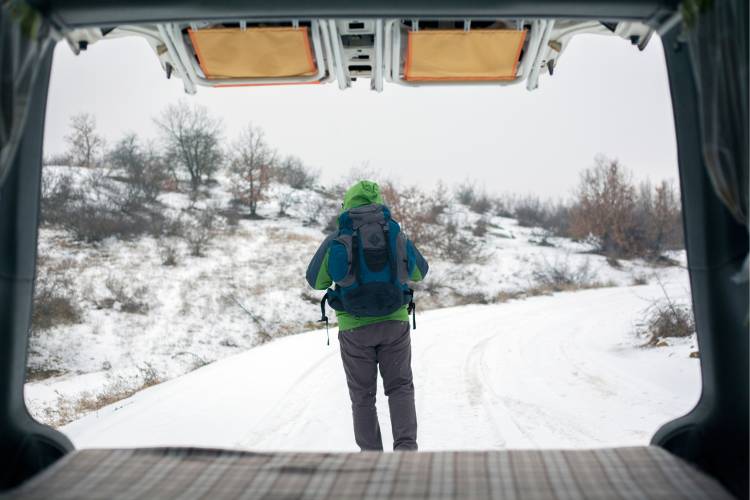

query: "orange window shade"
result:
(405, 29), (527, 82)
(188, 27), (317, 79)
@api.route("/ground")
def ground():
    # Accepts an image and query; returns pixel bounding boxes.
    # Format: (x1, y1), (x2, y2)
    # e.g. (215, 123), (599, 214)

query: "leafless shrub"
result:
(41, 166), (170, 242)
(438, 219), (485, 264)
(472, 218), (489, 237)
(63, 202), (162, 243)
(152, 213), (185, 238)
(606, 256), (622, 268)
(455, 181), (478, 206)
(183, 207), (217, 256)
(542, 202), (572, 236)
(381, 181), (450, 253)
(40, 171), (81, 226)
(298, 195), (337, 229)
(31, 257), (81, 332)
(469, 193), (493, 214)
(514, 196), (550, 228)
(631, 273), (649, 286)
(528, 229), (554, 247)
(273, 155), (319, 189)
(276, 185), (299, 217)
(157, 240), (179, 266)
(530, 255), (602, 292)
(493, 194), (516, 218)
(103, 276), (150, 314)
(637, 285), (695, 346)
(108, 133), (168, 210)
(454, 181), (498, 214)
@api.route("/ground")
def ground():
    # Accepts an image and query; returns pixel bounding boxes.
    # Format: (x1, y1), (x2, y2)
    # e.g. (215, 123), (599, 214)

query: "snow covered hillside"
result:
(64, 280), (700, 451)
(26, 165), (698, 436)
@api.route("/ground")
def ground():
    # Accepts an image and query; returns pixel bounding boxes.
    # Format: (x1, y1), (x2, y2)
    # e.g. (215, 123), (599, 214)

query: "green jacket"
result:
(306, 181), (428, 331)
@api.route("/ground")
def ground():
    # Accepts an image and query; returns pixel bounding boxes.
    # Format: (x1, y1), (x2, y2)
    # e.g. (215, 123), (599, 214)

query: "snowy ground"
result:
(26, 165), (698, 439)
(63, 277), (700, 451)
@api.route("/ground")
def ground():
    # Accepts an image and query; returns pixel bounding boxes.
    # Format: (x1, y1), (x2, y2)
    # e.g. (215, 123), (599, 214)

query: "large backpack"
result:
(319, 203), (416, 331)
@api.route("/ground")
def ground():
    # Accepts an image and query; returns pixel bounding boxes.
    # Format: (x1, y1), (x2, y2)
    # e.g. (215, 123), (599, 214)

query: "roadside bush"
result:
(637, 296), (695, 346)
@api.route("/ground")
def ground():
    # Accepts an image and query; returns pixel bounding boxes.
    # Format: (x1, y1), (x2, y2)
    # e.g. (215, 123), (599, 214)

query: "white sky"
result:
(44, 32), (678, 198)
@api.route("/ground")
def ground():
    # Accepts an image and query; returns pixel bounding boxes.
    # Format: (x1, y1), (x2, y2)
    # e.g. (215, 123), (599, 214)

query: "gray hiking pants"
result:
(338, 320), (417, 451)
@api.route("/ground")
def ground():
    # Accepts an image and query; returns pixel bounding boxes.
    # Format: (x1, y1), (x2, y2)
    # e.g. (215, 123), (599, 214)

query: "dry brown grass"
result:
(42, 365), (162, 428)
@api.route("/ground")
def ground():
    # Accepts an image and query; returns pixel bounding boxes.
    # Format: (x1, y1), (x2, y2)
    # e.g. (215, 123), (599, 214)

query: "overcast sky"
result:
(44, 32), (678, 199)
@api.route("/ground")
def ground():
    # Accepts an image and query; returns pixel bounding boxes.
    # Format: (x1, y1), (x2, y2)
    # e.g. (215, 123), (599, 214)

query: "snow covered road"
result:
(63, 283), (701, 451)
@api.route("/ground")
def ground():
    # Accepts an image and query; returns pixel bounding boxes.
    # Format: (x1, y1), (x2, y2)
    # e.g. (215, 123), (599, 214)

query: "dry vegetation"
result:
(42, 364), (162, 427)
(637, 280), (695, 347)
(31, 256), (81, 333)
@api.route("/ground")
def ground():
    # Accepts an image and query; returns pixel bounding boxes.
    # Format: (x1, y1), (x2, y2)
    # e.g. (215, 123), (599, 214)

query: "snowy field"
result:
(63, 278), (700, 451)
(26, 165), (699, 449)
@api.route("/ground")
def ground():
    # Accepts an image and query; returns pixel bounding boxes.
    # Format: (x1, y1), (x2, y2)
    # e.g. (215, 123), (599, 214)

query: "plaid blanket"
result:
(5, 446), (732, 499)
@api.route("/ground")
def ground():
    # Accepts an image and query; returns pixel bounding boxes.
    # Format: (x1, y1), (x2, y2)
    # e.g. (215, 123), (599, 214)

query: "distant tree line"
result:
(46, 102), (321, 216)
(44, 106), (682, 262)
(475, 156), (682, 259)
(371, 155), (683, 262)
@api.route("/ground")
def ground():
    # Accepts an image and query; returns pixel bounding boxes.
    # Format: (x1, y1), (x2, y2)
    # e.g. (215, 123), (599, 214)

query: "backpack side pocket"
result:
(329, 235), (356, 287)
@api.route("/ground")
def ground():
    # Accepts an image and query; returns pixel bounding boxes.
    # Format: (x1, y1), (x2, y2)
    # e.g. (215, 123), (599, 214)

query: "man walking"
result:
(306, 180), (429, 451)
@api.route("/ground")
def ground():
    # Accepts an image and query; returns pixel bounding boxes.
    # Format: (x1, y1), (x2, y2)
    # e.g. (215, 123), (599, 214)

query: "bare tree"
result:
(229, 124), (275, 217)
(65, 113), (105, 167)
(154, 101), (223, 192)
(108, 133), (168, 209)
(273, 155), (319, 189)
(634, 179), (683, 257)
(569, 156), (638, 256)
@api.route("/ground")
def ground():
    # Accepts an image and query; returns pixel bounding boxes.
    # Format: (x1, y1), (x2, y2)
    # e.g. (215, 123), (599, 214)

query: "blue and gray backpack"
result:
(320, 203), (417, 329)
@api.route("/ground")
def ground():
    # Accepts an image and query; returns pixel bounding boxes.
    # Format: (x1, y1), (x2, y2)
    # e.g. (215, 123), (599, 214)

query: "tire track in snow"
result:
(463, 336), (513, 448)
(235, 347), (339, 448)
